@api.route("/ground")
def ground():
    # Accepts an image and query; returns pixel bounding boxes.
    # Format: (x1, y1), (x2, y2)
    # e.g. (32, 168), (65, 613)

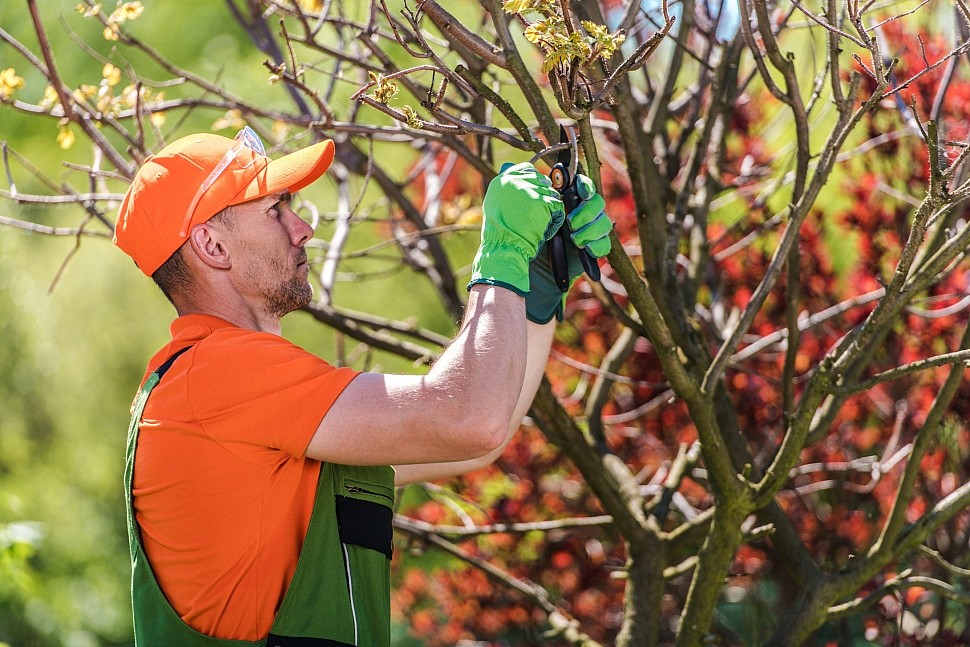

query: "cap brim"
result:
(233, 139), (335, 204)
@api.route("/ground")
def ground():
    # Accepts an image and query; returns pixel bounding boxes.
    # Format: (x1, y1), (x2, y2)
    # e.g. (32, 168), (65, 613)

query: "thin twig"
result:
(417, 0), (508, 68)
(882, 39), (970, 100)
(1, 142), (16, 198)
(828, 574), (970, 620)
(0, 190), (125, 204)
(918, 545), (970, 577)
(591, 6), (676, 109)
(394, 515), (605, 647)
(26, 0), (133, 177)
(867, 0), (933, 32)
(788, 0), (866, 48)
(0, 215), (108, 237)
(395, 514), (614, 538)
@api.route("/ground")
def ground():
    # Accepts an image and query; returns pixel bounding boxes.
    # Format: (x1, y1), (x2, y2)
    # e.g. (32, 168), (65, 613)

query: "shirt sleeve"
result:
(183, 328), (360, 458)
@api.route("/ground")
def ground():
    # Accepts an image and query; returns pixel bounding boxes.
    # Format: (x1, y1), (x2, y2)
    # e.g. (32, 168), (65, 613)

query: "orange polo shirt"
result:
(132, 314), (360, 640)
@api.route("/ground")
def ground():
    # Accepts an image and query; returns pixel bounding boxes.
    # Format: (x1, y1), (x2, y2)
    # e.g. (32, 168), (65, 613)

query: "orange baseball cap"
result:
(114, 132), (335, 276)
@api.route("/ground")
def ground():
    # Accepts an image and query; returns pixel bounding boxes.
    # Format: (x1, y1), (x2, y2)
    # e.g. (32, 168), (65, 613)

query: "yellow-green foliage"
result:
(504, 0), (625, 73)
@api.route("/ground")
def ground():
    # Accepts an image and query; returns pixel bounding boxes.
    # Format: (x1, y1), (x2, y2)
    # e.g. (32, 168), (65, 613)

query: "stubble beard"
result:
(266, 274), (313, 319)
(255, 256), (314, 319)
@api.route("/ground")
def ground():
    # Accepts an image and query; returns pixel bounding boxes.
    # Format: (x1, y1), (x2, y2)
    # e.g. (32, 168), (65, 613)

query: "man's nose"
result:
(285, 207), (313, 245)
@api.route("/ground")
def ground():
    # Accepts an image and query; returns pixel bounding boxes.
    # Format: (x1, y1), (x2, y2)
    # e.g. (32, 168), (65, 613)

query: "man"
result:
(114, 127), (611, 646)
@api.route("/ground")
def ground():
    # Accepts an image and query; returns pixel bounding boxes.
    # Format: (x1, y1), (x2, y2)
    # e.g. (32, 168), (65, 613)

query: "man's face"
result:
(227, 190), (315, 318)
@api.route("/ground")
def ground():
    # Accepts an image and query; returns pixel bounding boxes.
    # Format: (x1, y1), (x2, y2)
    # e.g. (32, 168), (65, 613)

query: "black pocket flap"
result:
(335, 495), (393, 559)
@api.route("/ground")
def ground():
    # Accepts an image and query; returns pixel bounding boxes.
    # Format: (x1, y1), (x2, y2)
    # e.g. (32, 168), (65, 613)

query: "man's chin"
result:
(298, 282), (314, 309)
(268, 280), (314, 318)
(292, 281), (314, 312)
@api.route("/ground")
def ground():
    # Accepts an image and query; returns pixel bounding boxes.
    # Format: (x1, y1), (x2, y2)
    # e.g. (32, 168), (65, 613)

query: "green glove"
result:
(526, 174), (613, 323)
(468, 162), (565, 296)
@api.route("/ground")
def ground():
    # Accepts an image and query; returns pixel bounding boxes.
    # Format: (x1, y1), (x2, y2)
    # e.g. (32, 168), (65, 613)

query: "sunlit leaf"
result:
(39, 85), (59, 110)
(72, 85), (98, 103)
(121, 1), (144, 20)
(582, 20), (626, 60)
(502, 0), (557, 15)
(0, 67), (25, 99)
(400, 105), (422, 129)
(368, 73), (399, 104)
(102, 63), (121, 87)
(502, 0), (532, 15)
(56, 126), (75, 150)
(76, 2), (102, 17)
(212, 108), (246, 131)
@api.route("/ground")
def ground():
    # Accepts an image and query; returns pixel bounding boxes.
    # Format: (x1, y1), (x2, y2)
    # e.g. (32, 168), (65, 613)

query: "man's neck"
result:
(173, 294), (282, 335)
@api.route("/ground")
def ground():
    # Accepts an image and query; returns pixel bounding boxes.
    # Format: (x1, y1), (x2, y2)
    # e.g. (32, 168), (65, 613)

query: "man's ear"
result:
(187, 221), (232, 270)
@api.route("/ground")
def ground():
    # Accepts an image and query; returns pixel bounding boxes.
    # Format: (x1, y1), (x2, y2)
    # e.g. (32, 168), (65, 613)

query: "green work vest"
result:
(124, 347), (394, 646)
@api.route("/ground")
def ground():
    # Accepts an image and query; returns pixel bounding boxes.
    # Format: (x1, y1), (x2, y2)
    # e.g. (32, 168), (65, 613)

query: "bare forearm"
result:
(311, 158), (568, 468)
(309, 285), (529, 467)
(394, 318), (554, 485)
(425, 285), (528, 434)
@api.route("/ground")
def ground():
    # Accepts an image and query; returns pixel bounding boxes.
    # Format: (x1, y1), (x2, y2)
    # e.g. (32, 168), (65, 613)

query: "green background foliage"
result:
(0, 2), (460, 644)
(0, 3), (251, 644)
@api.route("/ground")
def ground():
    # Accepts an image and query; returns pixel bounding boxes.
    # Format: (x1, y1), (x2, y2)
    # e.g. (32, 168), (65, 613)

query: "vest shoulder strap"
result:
(154, 345), (192, 380)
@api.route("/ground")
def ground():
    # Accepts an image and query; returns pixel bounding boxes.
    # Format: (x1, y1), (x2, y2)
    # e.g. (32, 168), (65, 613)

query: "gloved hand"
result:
(468, 162), (565, 296)
(526, 174), (613, 323)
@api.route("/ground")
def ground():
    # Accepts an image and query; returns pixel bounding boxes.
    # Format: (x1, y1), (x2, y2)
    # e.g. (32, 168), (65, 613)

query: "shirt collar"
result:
(169, 314), (238, 345)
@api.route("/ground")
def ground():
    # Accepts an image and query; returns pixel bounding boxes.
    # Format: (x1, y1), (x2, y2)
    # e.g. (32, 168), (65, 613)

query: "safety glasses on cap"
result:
(178, 126), (267, 238)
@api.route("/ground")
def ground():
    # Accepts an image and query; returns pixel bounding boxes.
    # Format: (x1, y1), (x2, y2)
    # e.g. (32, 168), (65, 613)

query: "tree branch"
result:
(394, 514), (605, 647)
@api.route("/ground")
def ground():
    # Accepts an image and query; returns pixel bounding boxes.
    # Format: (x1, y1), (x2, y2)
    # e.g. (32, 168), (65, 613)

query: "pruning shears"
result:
(548, 125), (602, 292)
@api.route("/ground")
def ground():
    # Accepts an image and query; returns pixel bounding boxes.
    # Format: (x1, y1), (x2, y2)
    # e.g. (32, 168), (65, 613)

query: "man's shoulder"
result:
(152, 317), (339, 393)
(194, 327), (314, 364)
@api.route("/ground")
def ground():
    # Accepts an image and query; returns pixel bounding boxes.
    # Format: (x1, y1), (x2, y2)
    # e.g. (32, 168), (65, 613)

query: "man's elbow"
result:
(422, 374), (519, 460)
(448, 403), (510, 459)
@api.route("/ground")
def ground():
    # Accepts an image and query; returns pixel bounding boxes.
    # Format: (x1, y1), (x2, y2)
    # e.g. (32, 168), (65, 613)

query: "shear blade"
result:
(557, 125), (571, 169)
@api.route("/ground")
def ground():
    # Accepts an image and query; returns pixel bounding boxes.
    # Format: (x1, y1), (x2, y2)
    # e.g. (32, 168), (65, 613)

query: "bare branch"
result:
(729, 288), (885, 363)
(881, 39), (970, 101)
(590, 6), (675, 109)
(25, 0), (133, 177)
(394, 515), (606, 647)
(828, 574), (970, 620)
(838, 349), (970, 395)
(586, 326), (638, 448)
(395, 513), (613, 538)
(301, 300), (440, 365)
(418, 0), (507, 68)
(918, 545), (970, 578)
(0, 214), (109, 237)
(789, 0), (866, 48)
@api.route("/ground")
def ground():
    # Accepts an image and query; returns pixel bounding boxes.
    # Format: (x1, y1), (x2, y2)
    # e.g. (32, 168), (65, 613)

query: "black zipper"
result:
(344, 484), (392, 502)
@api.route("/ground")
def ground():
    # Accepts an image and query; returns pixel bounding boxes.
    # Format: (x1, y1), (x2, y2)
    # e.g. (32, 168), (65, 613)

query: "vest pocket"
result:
(341, 478), (394, 506)
(336, 476), (393, 557)
(266, 466), (388, 645)
(334, 494), (393, 559)
(336, 474), (394, 647)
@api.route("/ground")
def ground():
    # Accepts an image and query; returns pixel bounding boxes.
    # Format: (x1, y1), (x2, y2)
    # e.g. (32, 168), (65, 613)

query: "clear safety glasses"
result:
(178, 126), (267, 238)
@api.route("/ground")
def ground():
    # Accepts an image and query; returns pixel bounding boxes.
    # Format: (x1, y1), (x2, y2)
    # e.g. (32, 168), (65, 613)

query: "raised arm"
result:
(392, 173), (613, 485)
(392, 318), (555, 485)
(307, 285), (530, 466)
(307, 163), (565, 467)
